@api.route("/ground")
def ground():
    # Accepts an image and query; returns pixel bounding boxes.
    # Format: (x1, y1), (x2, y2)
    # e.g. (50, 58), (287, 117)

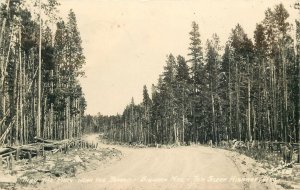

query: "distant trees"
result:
(0, 0), (86, 145)
(83, 3), (299, 146)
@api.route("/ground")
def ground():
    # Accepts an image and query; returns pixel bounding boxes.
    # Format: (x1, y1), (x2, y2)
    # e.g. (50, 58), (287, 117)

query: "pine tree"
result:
(0, 1), (86, 145)
(142, 85), (152, 144)
(85, 3), (300, 153)
(205, 34), (222, 143)
(175, 55), (190, 144)
(188, 21), (204, 143)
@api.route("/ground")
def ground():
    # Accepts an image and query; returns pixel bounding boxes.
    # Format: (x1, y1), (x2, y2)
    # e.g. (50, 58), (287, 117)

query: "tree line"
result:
(0, 0), (86, 146)
(84, 4), (299, 145)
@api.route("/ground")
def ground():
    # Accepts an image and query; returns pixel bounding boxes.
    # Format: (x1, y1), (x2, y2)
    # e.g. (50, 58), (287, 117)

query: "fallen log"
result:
(37, 168), (50, 173)
(1, 138), (83, 161)
(34, 137), (78, 148)
(44, 144), (59, 150)
(51, 149), (59, 154)
(0, 147), (13, 155)
(0, 150), (16, 158)
(52, 139), (72, 146)
(34, 137), (56, 144)
(19, 146), (38, 154)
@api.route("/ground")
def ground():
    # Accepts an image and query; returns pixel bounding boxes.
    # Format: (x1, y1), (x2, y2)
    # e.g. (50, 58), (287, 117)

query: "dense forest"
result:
(0, 0), (86, 146)
(84, 4), (300, 146)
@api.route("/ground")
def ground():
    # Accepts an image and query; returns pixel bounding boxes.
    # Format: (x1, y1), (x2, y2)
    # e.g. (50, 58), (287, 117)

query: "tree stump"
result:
(9, 154), (14, 170)
(6, 156), (9, 169)
(209, 140), (213, 148)
(63, 144), (67, 154)
(43, 154), (46, 162)
(15, 148), (20, 161)
(42, 145), (45, 157)
(28, 152), (32, 163)
(281, 144), (293, 163)
(36, 148), (39, 157)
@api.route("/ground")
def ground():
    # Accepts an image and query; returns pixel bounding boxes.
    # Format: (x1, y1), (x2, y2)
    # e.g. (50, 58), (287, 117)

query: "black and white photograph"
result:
(0, 0), (300, 189)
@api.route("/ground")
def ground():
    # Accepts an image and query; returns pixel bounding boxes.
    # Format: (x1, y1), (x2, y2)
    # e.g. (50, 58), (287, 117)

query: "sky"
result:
(59, 0), (299, 116)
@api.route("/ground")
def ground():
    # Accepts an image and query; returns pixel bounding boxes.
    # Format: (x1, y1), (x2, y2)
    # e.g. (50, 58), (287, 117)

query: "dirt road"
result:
(42, 135), (267, 190)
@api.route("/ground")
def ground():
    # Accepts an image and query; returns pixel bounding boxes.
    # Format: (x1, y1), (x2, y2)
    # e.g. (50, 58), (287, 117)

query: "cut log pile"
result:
(0, 137), (99, 171)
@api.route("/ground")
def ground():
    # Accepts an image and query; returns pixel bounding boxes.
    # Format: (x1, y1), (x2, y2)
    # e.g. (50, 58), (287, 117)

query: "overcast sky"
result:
(59, 0), (298, 116)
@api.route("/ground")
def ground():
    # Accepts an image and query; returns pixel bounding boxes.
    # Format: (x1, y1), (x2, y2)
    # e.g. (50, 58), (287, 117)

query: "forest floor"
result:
(0, 135), (122, 190)
(1, 134), (299, 190)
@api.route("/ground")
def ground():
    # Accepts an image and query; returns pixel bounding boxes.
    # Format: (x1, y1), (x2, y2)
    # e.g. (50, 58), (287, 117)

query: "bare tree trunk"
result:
(66, 96), (70, 139)
(228, 57), (232, 140)
(19, 27), (23, 145)
(50, 70), (54, 139)
(182, 114), (185, 144)
(271, 62), (277, 141)
(23, 51), (26, 144)
(282, 48), (288, 142)
(0, 0), (8, 122)
(0, 0), (10, 49)
(247, 62), (252, 142)
(1, 26), (14, 131)
(211, 93), (216, 143)
(15, 58), (19, 145)
(37, 0), (42, 138)
(252, 104), (256, 141)
(235, 62), (241, 141)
